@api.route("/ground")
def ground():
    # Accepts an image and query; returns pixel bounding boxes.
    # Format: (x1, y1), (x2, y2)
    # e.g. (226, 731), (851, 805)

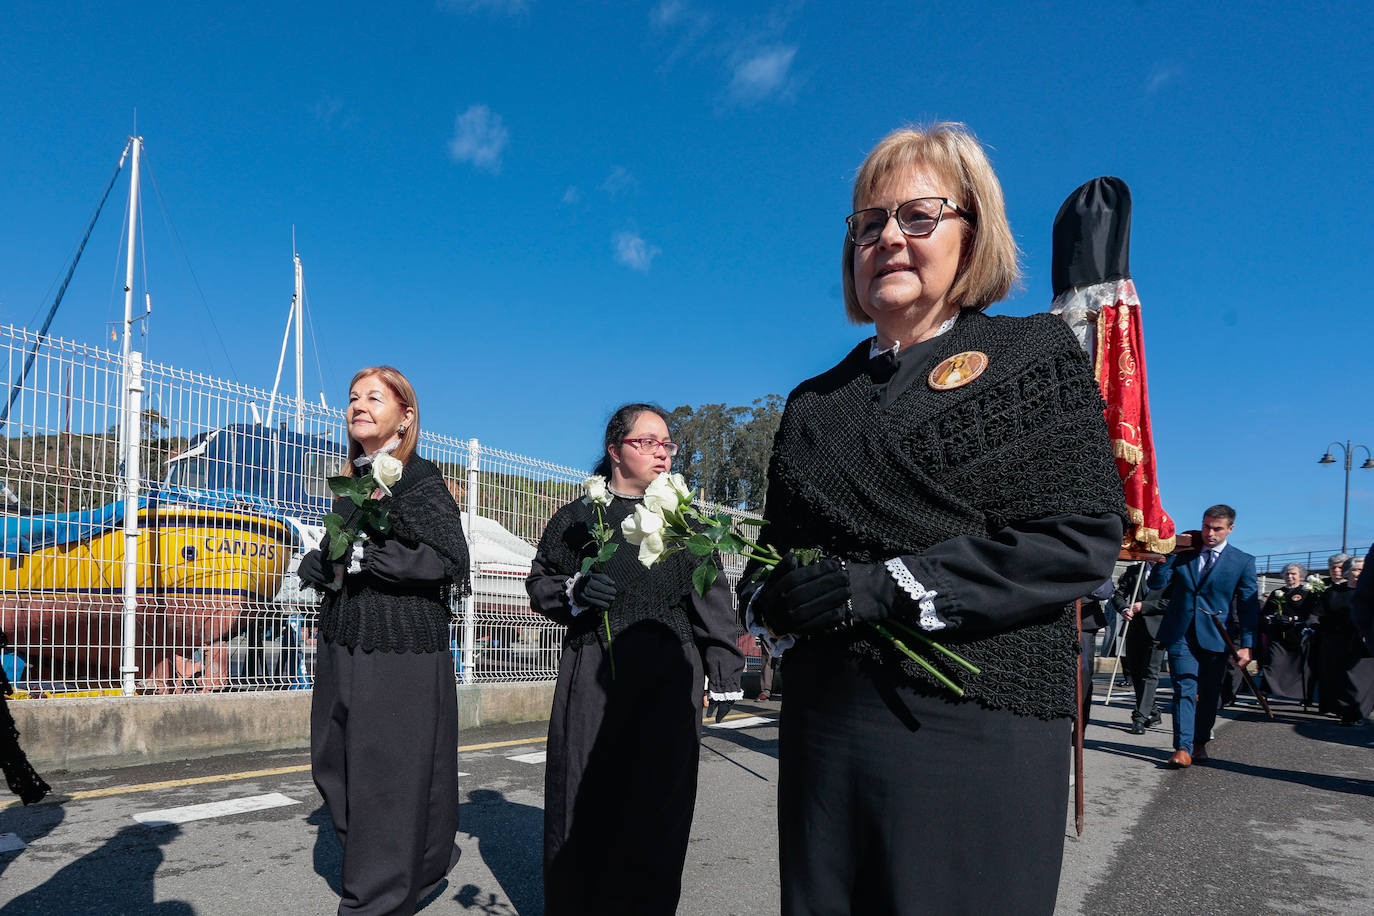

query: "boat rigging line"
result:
(1, 140), (132, 431)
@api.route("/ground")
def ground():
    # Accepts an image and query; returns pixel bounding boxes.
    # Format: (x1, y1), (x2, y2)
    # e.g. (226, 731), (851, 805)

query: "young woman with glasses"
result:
(741, 124), (1126, 914)
(297, 365), (471, 915)
(526, 402), (743, 915)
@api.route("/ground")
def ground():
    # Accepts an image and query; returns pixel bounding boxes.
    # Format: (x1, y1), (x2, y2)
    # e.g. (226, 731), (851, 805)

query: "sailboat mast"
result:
(294, 253), (304, 434)
(119, 135), (145, 697)
(121, 138), (142, 368)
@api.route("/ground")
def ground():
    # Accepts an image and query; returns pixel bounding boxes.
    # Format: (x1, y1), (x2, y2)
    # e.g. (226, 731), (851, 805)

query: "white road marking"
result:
(0, 832), (27, 852)
(133, 792), (300, 826)
(508, 751), (547, 765)
(706, 716), (772, 729)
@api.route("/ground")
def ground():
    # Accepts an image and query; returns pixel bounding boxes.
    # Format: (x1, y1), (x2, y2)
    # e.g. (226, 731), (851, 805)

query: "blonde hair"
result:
(842, 121), (1022, 322)
(343, 365), (420, 475)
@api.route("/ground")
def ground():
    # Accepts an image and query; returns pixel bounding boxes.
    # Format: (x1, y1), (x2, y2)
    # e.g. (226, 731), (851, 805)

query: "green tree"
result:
(669, 395), (783, 510)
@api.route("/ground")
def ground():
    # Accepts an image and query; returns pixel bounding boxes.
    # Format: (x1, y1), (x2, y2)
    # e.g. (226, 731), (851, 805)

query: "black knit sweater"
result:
(317, 456), (471, 653)
(763, 310), (1127, 717)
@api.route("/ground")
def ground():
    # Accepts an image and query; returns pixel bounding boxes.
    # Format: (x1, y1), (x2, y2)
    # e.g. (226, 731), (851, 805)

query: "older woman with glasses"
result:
(1261, 562), (1315, 703)
(526, 402), (743, 915)
(742, 123), (1126, 915)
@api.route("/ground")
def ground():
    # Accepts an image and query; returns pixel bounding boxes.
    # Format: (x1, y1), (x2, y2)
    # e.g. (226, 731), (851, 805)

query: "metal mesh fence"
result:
(1, 324), (756, 698)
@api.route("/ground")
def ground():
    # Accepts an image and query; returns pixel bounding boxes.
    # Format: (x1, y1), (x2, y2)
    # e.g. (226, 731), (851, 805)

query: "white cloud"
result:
(313, 95), (345, 128)
(437, 0), (528, 14)
(614, 231), (661, 272)
(1145, 62), (1180, 95)
(600, 166), (639, 196)
(448, 105), (509, 173)
(650, 0), (686, 30)
(562, 186), (581, 204)
(727, 45), (797, 104)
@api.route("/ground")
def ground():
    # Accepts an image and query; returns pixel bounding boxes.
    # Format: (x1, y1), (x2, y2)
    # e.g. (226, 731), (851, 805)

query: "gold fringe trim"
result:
(1113, 438), (1143, 467)
(1124, 506), (1176, 555)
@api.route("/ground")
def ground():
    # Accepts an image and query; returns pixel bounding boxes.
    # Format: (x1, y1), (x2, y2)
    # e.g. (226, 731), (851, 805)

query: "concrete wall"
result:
(9, 681), (557, 773)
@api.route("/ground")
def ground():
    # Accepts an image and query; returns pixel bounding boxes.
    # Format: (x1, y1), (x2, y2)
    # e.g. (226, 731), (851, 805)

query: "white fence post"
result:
(462, 437), (480, 685)
(120, 350), (144, 697)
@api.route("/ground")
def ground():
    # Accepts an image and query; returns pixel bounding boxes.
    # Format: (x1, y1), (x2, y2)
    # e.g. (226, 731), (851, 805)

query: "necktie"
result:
(1201, 549), (1215, 577)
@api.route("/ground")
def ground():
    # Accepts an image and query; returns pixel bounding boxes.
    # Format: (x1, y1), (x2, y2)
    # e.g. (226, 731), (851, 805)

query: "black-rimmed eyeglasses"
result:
(845, 197), (975, 247)
(621, 438), (679, 457)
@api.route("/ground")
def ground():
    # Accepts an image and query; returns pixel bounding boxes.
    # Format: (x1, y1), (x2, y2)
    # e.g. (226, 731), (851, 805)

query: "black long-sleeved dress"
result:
(1261, 585), (1315, 701)
(527, 492), (743, 916)
(308, 455), (471, 916)
(1309, 583), (1374, 723)
(754, 311), (1126, 916)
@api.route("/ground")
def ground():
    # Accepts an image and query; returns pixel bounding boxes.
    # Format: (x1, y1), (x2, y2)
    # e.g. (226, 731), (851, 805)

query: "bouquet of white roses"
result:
(322, 453), (404, 562)
(1304, 574), (1329, 596)
(620, 472), (978, 696)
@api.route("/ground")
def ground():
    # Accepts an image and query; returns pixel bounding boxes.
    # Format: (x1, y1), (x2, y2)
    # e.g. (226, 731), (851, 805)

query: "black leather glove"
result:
(572, 571), (617, 611)
(757, 556), (900, 636)
(706, 698), (735, 723)
(362, 539), (449, 584)
(297, 549), (333, 589)
(756, 553), (850, 635)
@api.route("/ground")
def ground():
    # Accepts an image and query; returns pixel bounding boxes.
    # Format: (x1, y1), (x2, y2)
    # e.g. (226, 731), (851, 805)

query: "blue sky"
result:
(1, 0), (1371, 557)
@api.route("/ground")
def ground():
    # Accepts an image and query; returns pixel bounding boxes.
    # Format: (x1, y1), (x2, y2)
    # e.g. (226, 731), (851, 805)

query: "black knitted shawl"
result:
(318, 455), (472, 653)
(536, 495), (712, 648)
(767, 310), (1127, 717)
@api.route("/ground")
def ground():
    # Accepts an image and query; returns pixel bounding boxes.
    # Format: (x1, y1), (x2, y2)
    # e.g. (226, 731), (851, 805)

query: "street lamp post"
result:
(1318, 440), (1374, 553)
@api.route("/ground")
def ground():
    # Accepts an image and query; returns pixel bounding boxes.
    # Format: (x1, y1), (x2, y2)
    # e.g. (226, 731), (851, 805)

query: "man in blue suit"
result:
(1147, 504), (1260, 767)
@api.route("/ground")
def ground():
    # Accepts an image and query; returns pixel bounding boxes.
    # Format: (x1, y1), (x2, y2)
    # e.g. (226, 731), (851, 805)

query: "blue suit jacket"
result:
(1148, 544), (1260, 653)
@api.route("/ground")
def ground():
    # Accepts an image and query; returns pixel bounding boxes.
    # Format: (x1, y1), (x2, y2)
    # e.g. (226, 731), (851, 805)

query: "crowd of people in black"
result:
(1090, 544), (1373, 753)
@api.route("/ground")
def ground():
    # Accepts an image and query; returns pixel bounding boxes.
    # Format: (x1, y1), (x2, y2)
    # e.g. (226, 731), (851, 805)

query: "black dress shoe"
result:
(1129, 720), (1147, 735)
(1146, 710), (1163, 727)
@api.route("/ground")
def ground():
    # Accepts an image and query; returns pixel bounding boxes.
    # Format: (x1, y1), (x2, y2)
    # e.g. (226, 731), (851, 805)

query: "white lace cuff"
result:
(884, 558), (947, 631)
(564, 573), (587, 617)
(744, 587), (795, 656)
(709, 690), (744, 702)
(346, 541), (366, 575)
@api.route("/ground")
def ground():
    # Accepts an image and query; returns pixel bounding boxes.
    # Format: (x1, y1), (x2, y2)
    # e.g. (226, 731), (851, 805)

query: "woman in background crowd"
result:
(1309, 556), (1372, 726)
(1261, 562), (1314, 703)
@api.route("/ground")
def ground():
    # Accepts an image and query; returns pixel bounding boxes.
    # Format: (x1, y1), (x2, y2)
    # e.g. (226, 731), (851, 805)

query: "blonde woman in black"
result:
(298, 366), (470, 916)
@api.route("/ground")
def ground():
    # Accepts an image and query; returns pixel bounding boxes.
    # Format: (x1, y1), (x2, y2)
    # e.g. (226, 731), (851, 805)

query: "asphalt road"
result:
(0, 677), (1369, 915)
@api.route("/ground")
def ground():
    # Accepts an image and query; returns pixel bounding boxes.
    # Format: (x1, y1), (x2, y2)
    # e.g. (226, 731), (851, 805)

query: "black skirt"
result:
(778, 637), (1069, 916)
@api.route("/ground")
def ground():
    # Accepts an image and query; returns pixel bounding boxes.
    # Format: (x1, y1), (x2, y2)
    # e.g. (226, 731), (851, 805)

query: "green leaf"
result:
(326, 535), (351, 562)
(597, 543), (618, 565)
(580, 557), (595, 575)
(327, 475), (359, 497)
(692, 563), (719, 597)
(322, 513), (345, 538)
(717, 533), (746, 555)
(686, 533), (716, 557)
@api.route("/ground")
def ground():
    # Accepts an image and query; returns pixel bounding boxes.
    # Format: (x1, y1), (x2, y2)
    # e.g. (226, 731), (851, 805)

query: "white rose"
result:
(643, 473), (688, 514)
(371, 453), (404, 494)
(584, 474), (612, 507)
(621, 504), (667, 566)
(667, 473), (693, 502)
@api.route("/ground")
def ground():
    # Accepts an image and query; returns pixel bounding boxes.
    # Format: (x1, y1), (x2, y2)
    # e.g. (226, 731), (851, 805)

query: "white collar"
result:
(353, 439), (399, 469)
(868, 313), (958, 359)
